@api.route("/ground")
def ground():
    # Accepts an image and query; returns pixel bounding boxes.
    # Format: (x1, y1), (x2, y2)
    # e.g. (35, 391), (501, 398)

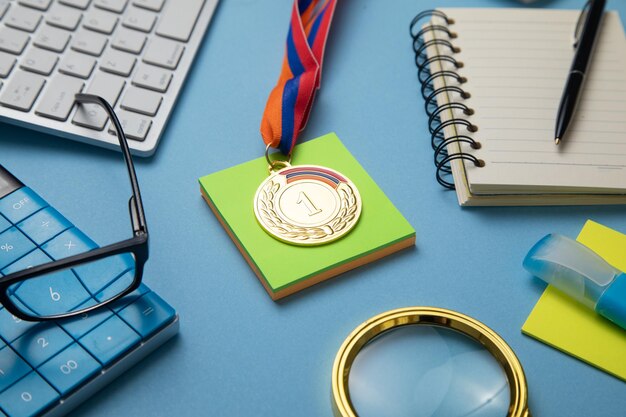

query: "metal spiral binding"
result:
(410, 10), (485, 190)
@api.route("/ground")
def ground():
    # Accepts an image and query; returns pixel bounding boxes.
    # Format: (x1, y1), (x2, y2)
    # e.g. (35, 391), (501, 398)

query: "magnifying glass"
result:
(332, 307), (530, 417)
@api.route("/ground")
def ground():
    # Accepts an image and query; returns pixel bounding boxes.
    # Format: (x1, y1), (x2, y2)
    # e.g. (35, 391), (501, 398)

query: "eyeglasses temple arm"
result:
(74, 93), (148, 235)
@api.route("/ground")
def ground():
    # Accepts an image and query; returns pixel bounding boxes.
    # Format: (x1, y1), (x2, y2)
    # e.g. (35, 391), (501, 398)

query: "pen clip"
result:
(573, 0), (592, 48)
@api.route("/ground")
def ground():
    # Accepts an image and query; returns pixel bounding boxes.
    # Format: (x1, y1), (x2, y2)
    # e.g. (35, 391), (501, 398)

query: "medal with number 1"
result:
(253, 0), (361, 246)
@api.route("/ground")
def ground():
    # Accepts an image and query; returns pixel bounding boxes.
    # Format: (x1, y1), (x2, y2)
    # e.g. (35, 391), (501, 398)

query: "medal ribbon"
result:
(260, 0), (337, 155)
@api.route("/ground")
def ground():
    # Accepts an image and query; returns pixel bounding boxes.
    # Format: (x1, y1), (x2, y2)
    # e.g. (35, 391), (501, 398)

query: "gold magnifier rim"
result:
(331, 307), (531, 417)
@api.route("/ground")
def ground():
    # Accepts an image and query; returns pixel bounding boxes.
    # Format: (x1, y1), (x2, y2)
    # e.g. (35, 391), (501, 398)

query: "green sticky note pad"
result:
(199, 133), (415, 300)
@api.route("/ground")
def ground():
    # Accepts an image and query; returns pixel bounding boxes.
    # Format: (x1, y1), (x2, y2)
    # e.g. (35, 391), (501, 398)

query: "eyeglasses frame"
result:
(0, 94), (149, 322)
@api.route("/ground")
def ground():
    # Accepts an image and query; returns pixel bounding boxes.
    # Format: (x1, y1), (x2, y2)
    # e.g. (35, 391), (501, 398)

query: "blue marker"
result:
(524, 234), (626, 330)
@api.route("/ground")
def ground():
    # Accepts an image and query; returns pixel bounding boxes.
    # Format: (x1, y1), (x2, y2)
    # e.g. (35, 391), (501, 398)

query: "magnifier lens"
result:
(348, 325), (510, 417)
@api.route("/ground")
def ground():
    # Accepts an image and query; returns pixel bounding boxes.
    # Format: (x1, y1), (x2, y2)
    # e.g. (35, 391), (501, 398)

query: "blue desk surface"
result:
(3, 0), (626, 416)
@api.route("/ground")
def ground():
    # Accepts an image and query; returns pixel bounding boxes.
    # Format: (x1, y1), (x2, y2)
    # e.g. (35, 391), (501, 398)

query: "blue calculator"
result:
(0, 165), (179, 417)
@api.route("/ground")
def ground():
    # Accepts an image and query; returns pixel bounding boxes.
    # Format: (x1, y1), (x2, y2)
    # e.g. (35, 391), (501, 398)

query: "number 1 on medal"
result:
(297, 191), (322, 216)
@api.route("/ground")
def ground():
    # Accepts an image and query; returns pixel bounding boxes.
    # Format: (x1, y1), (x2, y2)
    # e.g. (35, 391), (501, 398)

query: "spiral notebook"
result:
(414, 8), (626, 206)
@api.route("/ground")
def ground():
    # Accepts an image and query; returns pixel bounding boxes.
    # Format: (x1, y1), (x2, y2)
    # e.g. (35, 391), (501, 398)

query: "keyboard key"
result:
(0, 52), (16, 78)
(0, 308), (37, 343)
(58, 51), (96, 79)
(18, 0), (53, 11)
(59, 0), (91, 9)
(0, 372), (59, 417)
(120, 86), (161, 116)
(122, 7), (155, 33)
(16, 207), (72, 246)
(111, 27), (145, 54)
(0, 187), (48, 224)
(19, 47), (58, 75)
(107, 109), (151, 141)
(5, 6), (43, 33)
(0, 346), (32, 392)
(71, 29), (107, 56)
(0, 71), (45, 111)
(83, 9), (118, 34)
(0, 216), (9, 234)
(12, 323), (73, 367)
(60, 303), (113, 339)
(72, 72), (125, 130)
(79, 315), (140, 365)
(41, 228), (96, 260)
(0, 227), (36, 270)
(131, 63), (171, 92)
(38, 343), (101, 395)
(46, 3), (82, 31)
(133, 0), (163, 12)
(1, 249), (52, 276)
(118, 291), (174, 338)
(35, 74), (84, 121)
(156, 0), (204, 42)
(142, 37), (183, 70)
(34, 26), (71, 53)
(100, 48), (136, 76)
(75, 253), (134, 295)
(0, 27), (30, 55)
(0, 1), (10, 20)
(94, 0), (127, 13)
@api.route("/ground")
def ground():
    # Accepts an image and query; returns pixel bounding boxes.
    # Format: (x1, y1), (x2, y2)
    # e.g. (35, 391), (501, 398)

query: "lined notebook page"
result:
(438, 9), (626, 194)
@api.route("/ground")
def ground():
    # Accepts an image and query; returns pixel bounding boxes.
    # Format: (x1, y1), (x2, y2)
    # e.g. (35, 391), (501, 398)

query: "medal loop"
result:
(266, 143), (292, 173)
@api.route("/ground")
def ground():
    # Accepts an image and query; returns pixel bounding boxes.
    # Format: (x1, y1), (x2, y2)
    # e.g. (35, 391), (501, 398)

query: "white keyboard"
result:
(0, 0), (218, 156)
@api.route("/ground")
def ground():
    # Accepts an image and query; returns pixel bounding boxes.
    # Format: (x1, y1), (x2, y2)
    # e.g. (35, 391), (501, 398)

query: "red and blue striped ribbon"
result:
(260, 0), (337, 155)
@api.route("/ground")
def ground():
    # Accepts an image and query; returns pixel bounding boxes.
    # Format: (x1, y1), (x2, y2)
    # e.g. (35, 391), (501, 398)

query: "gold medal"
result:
(254, 163), (362, 246)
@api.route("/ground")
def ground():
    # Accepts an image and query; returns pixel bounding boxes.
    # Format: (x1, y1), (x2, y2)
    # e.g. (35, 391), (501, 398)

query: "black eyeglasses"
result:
(0, 94), (149, 322)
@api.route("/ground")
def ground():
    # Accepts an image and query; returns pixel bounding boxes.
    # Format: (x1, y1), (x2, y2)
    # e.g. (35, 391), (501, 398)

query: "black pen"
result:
(554, 0), (606, 145)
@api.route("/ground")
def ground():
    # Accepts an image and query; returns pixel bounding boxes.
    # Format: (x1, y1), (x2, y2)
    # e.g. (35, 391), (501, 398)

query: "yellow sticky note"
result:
(522, 220), (626, 381)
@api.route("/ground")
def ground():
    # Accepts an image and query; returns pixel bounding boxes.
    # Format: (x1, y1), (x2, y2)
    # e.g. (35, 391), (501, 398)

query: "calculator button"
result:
(107, 282), (148, 312)
(12, 323), (73, 368)
(0, 227), (36, 270)
(0, 188), (48, 224)
(60, 303), (113, 339)
(74, 253), (134, 295)
(41, 228), (97, 261)
(79, 315), (140, 366)
(0, 308), (37, 343)
(0, 346), (32, 393)
(16, 207), (72, 246)
(0, 371), (59, 417)
(14, 269), (92, 317)
(38, 343), (101, 395)
(94, 268), (136, 304)
(0, 216), (9, 234)
(1, 249), (52, 276)
(118, 291), (174, 338)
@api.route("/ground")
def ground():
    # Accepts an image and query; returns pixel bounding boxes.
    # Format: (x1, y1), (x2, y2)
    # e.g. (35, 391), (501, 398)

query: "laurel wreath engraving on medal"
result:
(256, 179), (359, 242)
